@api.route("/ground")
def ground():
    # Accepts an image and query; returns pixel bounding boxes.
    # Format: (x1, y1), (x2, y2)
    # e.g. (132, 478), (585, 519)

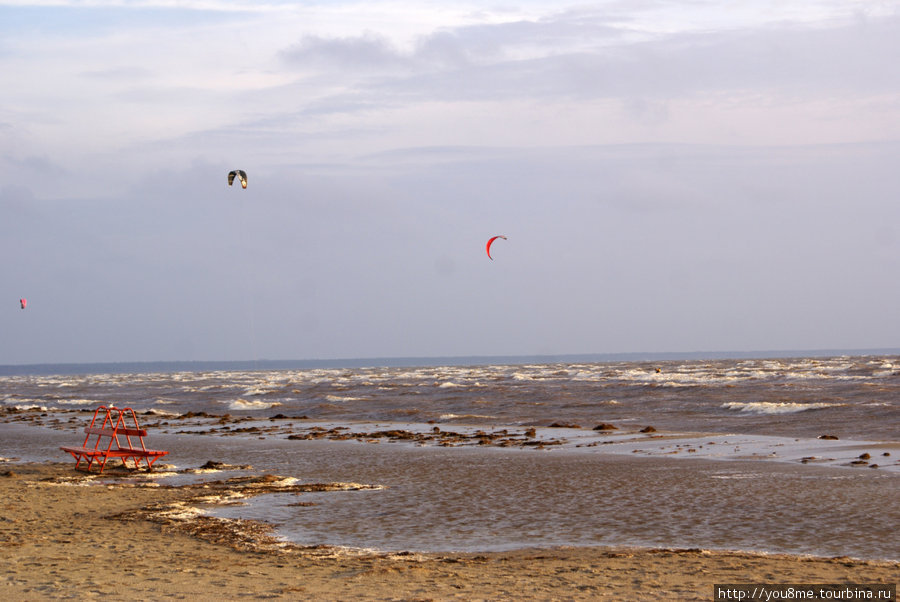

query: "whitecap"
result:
(439, 413), (496, 420)
(244, 386), (278, 396)
(229, 399), (283, 410)
(54, 398), (100, 406)
(12, 404), (49, 411)
(1, 396), (37, 405)
(722, 401), (840, 415)
(324, 395), (362, 402)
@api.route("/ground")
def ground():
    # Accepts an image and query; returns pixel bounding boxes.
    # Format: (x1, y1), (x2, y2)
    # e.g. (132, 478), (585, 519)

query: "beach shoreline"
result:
(2, 462), (896, 601)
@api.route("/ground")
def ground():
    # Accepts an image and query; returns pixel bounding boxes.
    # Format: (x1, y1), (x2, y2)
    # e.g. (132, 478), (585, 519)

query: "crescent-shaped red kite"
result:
(486, 235), (507, 260)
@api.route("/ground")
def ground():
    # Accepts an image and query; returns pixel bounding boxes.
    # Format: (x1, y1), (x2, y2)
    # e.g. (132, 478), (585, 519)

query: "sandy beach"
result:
(1, 462), (896, 601)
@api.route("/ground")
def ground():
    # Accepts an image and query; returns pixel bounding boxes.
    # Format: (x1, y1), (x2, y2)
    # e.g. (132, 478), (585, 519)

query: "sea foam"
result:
(722, 401), (839, 415)
(229, 399), (283, 410)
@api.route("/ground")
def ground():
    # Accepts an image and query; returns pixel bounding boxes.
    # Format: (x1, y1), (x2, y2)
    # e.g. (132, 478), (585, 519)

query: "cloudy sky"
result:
(2, 0), (899, 365)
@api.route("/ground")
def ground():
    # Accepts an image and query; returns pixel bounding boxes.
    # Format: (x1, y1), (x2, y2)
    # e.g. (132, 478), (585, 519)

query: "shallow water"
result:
(5, 422), (895, 560)
(201, 439), (899, 560)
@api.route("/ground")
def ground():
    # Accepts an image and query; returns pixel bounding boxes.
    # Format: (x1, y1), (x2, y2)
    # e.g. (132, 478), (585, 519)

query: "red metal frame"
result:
(60, 405), (169, 473)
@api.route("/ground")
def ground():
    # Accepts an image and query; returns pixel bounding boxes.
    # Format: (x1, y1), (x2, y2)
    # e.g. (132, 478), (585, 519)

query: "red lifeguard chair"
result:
(60, 406), (169, 474)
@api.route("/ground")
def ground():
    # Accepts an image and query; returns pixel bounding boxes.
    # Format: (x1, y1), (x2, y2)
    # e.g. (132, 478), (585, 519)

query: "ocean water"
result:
(1, 354), (898, 560)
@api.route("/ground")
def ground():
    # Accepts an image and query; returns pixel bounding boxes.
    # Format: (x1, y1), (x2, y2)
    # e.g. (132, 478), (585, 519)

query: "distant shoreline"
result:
(1, 348), (898, 376)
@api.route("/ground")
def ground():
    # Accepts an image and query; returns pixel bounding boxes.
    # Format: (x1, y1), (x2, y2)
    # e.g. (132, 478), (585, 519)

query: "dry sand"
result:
(1, 462), (896, 601)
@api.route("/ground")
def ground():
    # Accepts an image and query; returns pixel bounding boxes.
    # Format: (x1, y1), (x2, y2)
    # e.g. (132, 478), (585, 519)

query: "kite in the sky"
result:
(19, 299), (26, 309)
(486, 235), (507, 260)
(227, 170), (248, 189)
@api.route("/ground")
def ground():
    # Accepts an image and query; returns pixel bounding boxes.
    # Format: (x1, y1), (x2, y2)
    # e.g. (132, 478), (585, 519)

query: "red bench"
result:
(61, 406), (169, 473)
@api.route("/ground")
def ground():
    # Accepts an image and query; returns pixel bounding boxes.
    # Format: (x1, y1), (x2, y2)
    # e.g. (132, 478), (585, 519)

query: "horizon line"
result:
(2, 347), (898, 376)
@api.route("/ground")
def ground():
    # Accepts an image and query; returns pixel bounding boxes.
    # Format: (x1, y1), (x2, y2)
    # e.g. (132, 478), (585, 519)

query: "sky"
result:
(2, 0), (900, 364)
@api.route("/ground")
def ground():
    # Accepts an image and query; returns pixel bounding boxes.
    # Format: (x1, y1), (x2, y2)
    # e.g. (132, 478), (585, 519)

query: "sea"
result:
(1, 352), (898, 561)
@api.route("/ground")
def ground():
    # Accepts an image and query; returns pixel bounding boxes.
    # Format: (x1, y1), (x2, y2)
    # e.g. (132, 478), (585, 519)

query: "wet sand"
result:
(2, 463), (896, 601)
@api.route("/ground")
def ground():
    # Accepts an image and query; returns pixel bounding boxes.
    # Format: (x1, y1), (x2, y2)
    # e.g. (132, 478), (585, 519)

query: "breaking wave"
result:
(722, 401), (840, 415)
(54, 398), (100, 406)
(324, 395), (363, 402)
(229, 399), (283, 411)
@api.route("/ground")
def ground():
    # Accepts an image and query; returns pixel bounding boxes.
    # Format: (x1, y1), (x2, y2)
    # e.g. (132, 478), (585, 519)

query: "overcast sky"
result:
(2, 0), (899, 364)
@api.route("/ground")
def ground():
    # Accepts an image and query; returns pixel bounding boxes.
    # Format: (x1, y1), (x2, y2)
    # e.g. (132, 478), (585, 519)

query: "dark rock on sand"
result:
(178, 411), (216, 419)
(549, 422), (581, 429)
(593, 423), (618, 431)
(640, 426), (657, 433)
(818, 435), (839, 440)
(858, 453), (871, 460)
(183, 461), (252, 473)
(269, 414), (308, 420)
(369, 430), (419, 440)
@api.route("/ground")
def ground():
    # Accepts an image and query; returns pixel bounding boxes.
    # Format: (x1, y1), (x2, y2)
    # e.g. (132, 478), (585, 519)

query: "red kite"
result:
(486, 235), (507, 260)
